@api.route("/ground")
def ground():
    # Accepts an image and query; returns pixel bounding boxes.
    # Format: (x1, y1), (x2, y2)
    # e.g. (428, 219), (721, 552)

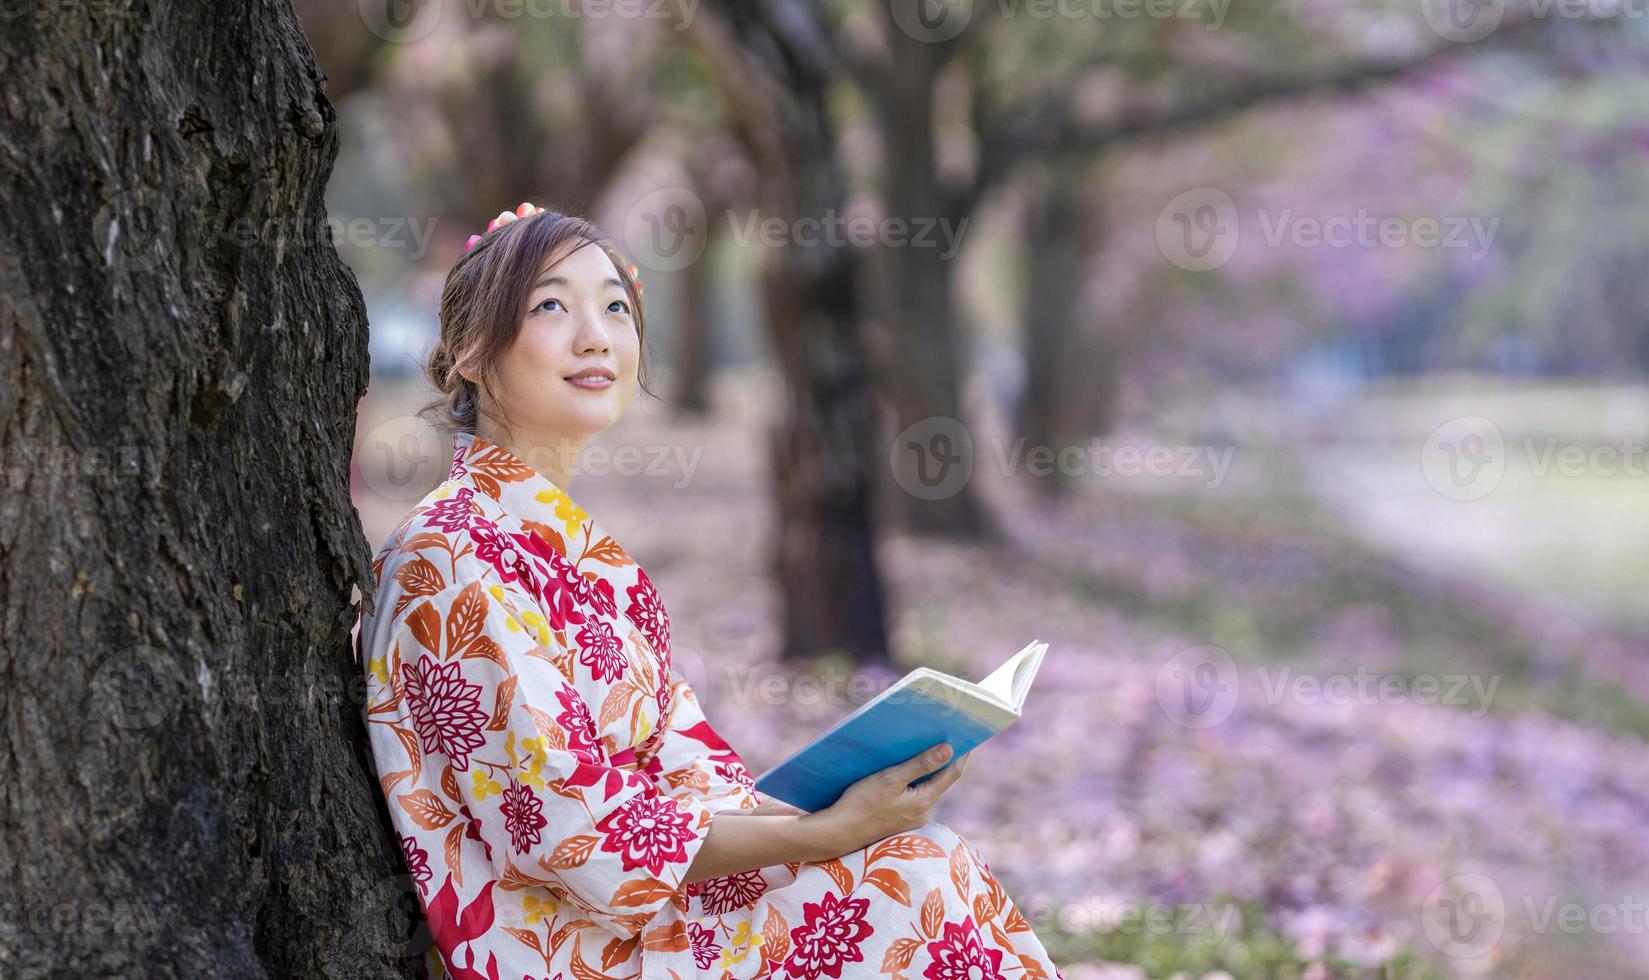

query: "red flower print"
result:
(922, 916), (1004, 980)
(555, 682), (603, 764)
(539, 551), (592, 631)
(501, 778), (549, 854)
(468, 517), (542, 595)
(588, 576), (617, 619)
(782, 891), (874, 979)
(458, 805), (494, 864)
(401, 655), (490, 771)
(576, 619), (627, 683)
(701, 869), (768, 915)
(594, 794), (698, 876)
(448, 441), (469, 481)
(624, 568), (670, 657)
(400, 833), (431, 886)
(688, 921), (721, 970)
(423, 486), (477, 533)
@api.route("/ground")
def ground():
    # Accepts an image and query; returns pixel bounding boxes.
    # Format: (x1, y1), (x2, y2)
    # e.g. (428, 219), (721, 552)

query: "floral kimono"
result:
(357, 431), (1065, 980)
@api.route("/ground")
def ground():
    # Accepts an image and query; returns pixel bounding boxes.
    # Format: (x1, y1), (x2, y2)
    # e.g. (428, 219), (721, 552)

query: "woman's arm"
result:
(681, 743), (968, 883)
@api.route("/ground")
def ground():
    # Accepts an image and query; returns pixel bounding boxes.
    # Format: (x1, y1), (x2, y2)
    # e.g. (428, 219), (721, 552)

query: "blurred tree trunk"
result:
(686, 2), (892, 663)
(857, 26), (998, 540)
(672, 237), (717, 415)
(1016, 167), (1120, 498)
(0, 4), (405, 977)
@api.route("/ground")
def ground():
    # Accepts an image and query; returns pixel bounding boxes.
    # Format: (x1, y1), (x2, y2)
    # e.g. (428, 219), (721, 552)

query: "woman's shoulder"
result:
(365, 478), (523, 623)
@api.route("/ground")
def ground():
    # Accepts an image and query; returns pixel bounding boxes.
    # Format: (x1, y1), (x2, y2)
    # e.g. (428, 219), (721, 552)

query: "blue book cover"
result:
(753, 640), (1050, 813)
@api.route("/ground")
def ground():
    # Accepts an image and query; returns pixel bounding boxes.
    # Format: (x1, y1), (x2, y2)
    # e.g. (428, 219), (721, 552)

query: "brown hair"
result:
(422, 208), (653, 437)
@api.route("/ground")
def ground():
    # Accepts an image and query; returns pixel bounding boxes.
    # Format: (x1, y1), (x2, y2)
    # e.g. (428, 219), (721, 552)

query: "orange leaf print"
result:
(522, 519), (567, 557)
(405, 600), (441, 655)
(398, 789), (456, 830)
(863, 868), (912, 906)
(568, 934), (615, 980)
(762, 905), (791, 964)
(392, 556), (446, 617)
(378, 768), (414, 795)
(441, 764), (461, 803)
(392, 726), (422, 774)
(610, 877), (675, 908)
(598, 680), (637, 730)
(487, 675), (518, 730)
(920, 888), (945, 939)
(1019, 953), (1050, 980)
(445, 581), (488, 659)
(602, 935), (639, 969)
(640, 921), (690, 952)
(949, 841), (971, 900)
(814, 857), (854, 895)
(868, 834), (947, 864)
(1005, 904), (1031, 933)
(545, 834), (601, 869)
(402, 531), (458, 554)
(499, 856), (555, 890)
(973, 890), (1002, 926)
(463, 634), (507, 669)
(583, 535), (634, 567)
(527, 705), (568, 751)
(989, 920), (1017, 954)
(881, 937), (922, 972)
(444, 822), (464, 886)
(503, 925), (547, 960)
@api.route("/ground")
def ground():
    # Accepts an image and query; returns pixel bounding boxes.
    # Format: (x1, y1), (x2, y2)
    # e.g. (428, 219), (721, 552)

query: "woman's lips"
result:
(566, 375), (614, 391)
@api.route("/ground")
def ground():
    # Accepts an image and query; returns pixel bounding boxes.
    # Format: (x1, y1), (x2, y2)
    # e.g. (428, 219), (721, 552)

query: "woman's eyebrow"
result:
(531, 275), (626, 291)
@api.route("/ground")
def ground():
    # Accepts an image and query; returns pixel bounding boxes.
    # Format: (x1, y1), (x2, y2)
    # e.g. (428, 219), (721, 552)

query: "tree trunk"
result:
(0, 4), (407, 976)
(687, 1), (892, 663)
(866, 45), (996, 540)
(1016, 166), (1118, 498)
(671, 234), (717, 416)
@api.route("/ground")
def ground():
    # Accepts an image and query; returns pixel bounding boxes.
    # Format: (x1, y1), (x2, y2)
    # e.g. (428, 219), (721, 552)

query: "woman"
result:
(357, 203), (1065, 979)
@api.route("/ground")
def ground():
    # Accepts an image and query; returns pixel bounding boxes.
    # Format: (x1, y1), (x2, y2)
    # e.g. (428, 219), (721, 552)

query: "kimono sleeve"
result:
(648, 670), (763, 815)
(392, 578), (718, 940)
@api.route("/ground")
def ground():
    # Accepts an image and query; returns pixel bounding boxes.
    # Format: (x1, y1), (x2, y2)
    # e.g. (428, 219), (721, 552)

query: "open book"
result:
(752, 639), (1050, 813)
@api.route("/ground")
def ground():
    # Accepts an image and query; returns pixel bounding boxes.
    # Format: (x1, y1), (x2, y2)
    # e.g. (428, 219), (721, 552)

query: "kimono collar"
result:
(447, 430), (592, 543)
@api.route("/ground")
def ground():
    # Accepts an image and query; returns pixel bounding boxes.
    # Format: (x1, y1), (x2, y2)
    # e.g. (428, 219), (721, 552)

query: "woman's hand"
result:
(749, 797), (808, 817)
(807, 743), (969, 858)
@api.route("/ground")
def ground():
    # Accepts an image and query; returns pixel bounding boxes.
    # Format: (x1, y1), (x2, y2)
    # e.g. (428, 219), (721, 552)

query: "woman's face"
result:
(488, 241), (640, 444)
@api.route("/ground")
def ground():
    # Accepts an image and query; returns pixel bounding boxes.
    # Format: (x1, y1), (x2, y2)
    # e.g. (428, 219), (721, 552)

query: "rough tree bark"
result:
(685, 2), (893, 662)
(0, 3), (409, 976)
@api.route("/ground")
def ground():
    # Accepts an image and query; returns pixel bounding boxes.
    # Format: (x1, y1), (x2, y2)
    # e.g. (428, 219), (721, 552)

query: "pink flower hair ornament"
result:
(463, 201), (643, 297)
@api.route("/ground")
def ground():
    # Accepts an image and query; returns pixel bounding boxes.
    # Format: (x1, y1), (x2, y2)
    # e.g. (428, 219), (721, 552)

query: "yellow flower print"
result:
(432, 481), (456, 499)
(523, 893), (558, 925)
(518, 736), (548, 791)
(717, 921), (764, 967)
(368, 655), (389, 685)
(470, 768), (502, 800)
(520, 609), (552, 645)
(535, 488), (588, 540)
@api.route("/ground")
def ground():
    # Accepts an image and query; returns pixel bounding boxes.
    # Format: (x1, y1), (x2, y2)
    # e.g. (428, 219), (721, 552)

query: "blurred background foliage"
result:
(304, 1), (1649, 975)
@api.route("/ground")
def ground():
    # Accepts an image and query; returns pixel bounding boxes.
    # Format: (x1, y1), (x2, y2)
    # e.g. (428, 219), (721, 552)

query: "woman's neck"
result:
(474, 421), (584, 491)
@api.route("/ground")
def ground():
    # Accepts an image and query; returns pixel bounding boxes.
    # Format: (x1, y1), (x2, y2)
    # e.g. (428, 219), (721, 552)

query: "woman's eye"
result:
(609, 299), (631, 315)
(534, 297), (563, 313)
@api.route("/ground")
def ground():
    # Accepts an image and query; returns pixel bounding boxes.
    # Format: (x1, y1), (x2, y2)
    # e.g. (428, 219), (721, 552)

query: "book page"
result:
(974, 639), (1047, 712)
